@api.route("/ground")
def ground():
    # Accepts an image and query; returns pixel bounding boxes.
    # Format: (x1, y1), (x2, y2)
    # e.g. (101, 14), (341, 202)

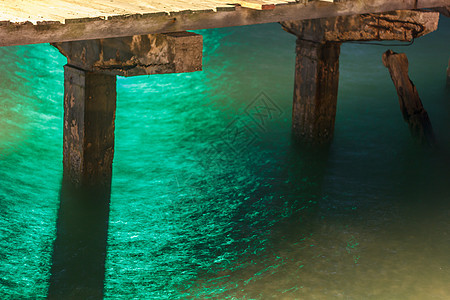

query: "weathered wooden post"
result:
(280, 20), (342, 145)
(52, 32), (203, 187)
(281, 10), (439, 145)
(61, 66), (117, 187)
(291, 39), (341, 144)
(382, 50), (436, 146)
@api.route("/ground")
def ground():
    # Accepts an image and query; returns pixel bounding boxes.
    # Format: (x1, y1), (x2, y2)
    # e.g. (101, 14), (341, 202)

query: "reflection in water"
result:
(47, 179), (111, 299)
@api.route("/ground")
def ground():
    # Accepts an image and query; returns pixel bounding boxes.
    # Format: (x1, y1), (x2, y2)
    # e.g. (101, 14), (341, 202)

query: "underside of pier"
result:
(0, 0), (448, 46)
(0, 0), (448, 180)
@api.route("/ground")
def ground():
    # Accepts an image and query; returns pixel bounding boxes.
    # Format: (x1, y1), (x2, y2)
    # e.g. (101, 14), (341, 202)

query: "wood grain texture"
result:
(52, 32), (203, 77)
(292, 40), (341, 144)
(281, 10), (440, 42)
(62, 65), (117, 187)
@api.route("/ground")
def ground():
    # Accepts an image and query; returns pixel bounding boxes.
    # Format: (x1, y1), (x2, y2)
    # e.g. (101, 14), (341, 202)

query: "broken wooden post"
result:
(52, 32), (203, 186)
(382, 50), (436, 146)
(281, 10), (439, 144)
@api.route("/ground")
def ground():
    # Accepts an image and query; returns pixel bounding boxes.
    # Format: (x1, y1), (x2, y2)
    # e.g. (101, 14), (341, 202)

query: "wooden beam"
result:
(0, 0), (448, 46)
(52, 32), (203, 77)
(281, 10), (440, 42)
(432, 6), (450, 17)
(55, 32), (203, 186)
(284, 9), (438, 144)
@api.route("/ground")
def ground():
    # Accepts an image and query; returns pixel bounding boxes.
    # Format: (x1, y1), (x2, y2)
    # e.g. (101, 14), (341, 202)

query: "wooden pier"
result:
(1, 1), (448, 298)
(1, 0), (448, 185)
(0, 0), (448, 47)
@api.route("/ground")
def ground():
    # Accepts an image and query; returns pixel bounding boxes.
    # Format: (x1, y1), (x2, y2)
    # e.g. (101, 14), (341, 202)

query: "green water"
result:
(1, 18), (450, 299)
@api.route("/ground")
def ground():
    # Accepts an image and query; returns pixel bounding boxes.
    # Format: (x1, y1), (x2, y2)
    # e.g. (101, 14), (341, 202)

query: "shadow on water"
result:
(182, 138), (333, 298)
(268, 139), (332, 240)
(47, 179), (111, 299)
(229, 138), (332, 253)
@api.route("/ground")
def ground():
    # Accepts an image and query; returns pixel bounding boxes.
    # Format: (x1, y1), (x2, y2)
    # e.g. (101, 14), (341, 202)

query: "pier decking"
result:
(0, 0), (448, 46)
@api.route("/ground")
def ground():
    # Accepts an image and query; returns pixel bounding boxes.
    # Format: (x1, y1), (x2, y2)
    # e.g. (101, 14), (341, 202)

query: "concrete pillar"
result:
(63, 66), (116, 187)
(292, 40), (341, 144)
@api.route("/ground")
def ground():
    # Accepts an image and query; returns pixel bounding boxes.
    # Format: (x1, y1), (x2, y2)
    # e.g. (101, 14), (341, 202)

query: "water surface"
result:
(0, 18), (449, 299)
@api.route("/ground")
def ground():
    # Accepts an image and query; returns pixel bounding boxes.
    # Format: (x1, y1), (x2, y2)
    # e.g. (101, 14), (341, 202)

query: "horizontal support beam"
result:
(0, 0), (448, 47)
(281, 10), (440, 42)
(52, 32), (203, 76)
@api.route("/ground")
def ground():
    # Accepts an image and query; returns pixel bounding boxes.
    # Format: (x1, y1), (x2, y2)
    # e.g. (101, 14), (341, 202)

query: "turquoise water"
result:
(1, 18), (450, 299)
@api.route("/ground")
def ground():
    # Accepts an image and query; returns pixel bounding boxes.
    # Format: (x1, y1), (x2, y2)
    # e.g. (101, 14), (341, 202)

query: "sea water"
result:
(0, 18), (449, 299)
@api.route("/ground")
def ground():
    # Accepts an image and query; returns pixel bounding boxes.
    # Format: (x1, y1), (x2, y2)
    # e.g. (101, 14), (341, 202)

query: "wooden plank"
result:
(0, 0), (238, 23)
(232, 1), (276, 10)
(0, 0), (448, 46)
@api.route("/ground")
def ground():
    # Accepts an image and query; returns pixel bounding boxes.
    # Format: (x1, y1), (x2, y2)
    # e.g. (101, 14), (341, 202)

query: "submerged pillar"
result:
(292, 39), (341, 143)
(52, 32), (203, 186)
(281, 10), (439, 145)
